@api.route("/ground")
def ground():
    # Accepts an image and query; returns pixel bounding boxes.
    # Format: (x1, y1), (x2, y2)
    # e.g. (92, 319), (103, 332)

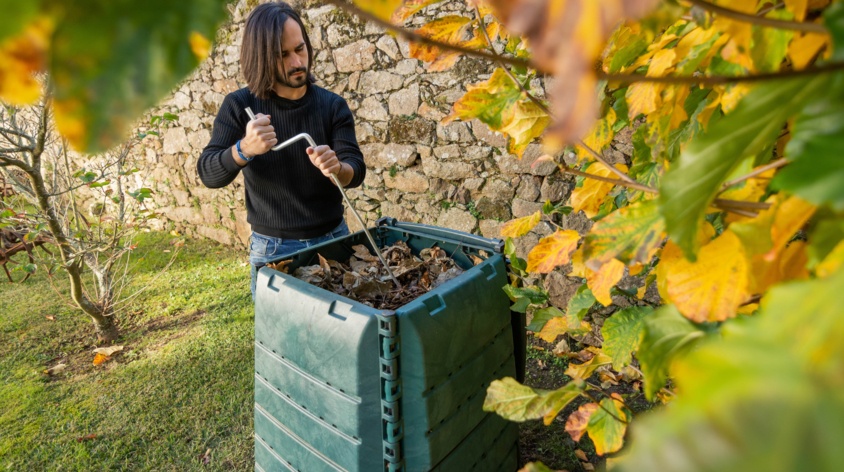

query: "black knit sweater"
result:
(197, 85), (365, 239)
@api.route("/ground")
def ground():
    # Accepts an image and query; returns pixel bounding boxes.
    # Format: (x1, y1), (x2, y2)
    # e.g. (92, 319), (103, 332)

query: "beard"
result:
(276, 67), (308, 89)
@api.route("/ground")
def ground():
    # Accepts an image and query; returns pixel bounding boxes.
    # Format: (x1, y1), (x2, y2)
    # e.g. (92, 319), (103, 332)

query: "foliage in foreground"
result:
(347, 0), (844, 470)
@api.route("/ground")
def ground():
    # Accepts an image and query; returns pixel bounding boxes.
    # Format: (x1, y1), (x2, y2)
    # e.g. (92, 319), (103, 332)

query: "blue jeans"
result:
(249, 220), (350, 300)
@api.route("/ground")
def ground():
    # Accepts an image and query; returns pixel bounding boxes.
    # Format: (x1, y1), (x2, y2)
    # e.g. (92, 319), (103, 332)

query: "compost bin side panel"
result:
(397, 254), (519, 471)
(254, 268), (383, 472)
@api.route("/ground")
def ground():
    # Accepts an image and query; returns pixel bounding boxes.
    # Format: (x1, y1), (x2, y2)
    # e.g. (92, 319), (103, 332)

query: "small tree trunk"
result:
(66, 261), (119, 342)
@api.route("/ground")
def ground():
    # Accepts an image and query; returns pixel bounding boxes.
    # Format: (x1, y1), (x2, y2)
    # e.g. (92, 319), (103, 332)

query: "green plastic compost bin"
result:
(254, 218), (523, 472)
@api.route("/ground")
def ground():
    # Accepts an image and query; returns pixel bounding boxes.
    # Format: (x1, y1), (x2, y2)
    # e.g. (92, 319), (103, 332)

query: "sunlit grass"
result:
(0, 231), (255, 470)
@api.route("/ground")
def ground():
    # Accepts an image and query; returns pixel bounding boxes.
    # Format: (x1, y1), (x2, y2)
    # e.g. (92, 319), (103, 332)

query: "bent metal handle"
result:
(245, 107), (401, 289)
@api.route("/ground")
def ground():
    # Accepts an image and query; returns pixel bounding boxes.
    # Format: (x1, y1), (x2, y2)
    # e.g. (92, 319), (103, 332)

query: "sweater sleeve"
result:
(330, 97), (366, 189)
(197, 93), (248, 189)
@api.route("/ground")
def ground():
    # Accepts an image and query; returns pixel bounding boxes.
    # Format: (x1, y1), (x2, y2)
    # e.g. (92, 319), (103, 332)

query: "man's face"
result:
(276, 17), (309, 92)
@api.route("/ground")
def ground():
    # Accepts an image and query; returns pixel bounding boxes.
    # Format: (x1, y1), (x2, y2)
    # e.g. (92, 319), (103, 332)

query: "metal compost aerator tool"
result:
(245, 107), (401, 289)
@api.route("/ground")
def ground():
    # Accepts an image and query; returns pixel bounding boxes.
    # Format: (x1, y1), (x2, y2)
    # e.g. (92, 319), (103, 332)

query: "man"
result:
(197, 2), (366, 299)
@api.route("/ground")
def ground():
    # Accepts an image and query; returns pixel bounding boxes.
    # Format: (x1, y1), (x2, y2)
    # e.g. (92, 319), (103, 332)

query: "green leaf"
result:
(566, 285), (596, 319)
(528, 306), (562, 332)
(583, 200), (665, 266)
(751, 11), (794, 72)
(483, 377), (583, 424)
(772, 73), (844, 211)
(614, 269), (844, 472)
(448, 68), (522, 130)
(606, 25), (649, 73)
(638, 305), (708, 401)
(503, 285), (548, 313)
(586, 397), (629, 456)
(602, 306), (653, 371)
(807, 216), (844, 269)
(89, 179), (111, 188)
(50, 0), (229, 152)
(826, 1), (844, 61)
(660, 75), (828, 260)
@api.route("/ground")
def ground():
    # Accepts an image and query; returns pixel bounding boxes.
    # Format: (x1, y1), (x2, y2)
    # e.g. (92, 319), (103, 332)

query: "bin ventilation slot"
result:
(480, 262), (496, 280)
(327, 300), (351, 321)
(267, 274), (286, 293)
(423, 295), (445, 316)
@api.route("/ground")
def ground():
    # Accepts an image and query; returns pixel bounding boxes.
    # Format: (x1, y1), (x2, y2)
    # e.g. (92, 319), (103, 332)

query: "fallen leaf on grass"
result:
(44, 363), (67, 376)
(93, 353), (110, 366)
(45, 315), (55, 321)
(199, 448), (212, 465)
(77, 434), (97, 442)
(93, 345), (124, 356)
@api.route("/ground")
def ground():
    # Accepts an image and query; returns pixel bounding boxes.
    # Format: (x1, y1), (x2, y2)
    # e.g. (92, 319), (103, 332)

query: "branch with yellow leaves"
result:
(473, 6), (642, 188)
(327, 0), (844, 86)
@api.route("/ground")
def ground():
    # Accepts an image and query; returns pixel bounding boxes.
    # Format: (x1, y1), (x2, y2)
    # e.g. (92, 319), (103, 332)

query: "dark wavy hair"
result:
(240, 2), (316, 99)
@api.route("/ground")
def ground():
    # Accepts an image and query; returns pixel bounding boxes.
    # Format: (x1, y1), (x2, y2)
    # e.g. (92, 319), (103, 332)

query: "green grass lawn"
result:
(0, 232), (255, 470)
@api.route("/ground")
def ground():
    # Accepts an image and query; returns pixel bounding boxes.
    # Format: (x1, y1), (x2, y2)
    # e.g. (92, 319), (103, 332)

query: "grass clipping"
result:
(270, 241), (486, 310)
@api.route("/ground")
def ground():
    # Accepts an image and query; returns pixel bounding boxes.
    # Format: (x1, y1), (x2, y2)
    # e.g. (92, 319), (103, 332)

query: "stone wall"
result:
(141, 0), (592, 264)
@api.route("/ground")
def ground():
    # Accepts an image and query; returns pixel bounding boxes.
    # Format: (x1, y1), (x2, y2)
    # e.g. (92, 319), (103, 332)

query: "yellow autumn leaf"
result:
(0, 18), (52, 105)
(647, 48), (676, 77)
(570, 246), (588, 278)
(500, 211), (542, 238)
(537, 317), (569, 343)
(570, 162), (630, 218)
(353, 0), (404, 21)
(626, 81), (662, 119)
(526, 230), (581, 273)
(587, 258), (625, 306)
(409, 16), (471, 63)
(575, 109), (616, 162)
(663, 230), (750, 322)
(748, 240), (809, 293)
(500, 99), (552, 158)
(93, 353), (110, 366)
(565, 347), (613, 381)
(816, 241), (844, 278)
(784, 0), (808, 21)
(719, 84), (752, 114)
(768, 196), (816, 259)
(189, 31), (212, 61)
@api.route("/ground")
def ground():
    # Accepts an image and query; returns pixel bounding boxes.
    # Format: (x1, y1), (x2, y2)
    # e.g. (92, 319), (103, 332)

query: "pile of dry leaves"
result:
(269, 241), (485, 310)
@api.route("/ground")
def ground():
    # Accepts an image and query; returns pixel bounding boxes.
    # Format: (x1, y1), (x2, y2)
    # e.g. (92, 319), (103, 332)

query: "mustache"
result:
(287, 67), (307, 76)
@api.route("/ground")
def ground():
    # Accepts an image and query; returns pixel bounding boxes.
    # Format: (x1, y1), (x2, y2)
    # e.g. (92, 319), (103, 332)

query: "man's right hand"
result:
(234, 113), (277, 165)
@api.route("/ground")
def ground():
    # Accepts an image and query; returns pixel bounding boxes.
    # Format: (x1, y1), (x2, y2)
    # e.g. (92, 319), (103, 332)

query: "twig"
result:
(686, 0), (827, 33)
(601, 62), (844, 85)
(559, 163), (658, 194)
(719, 158), (787, 191)
(581, 389), (629, 424)
(757, 2), (785, 16)
(576, 140), (643, 186)
(713, 198), (771, 210)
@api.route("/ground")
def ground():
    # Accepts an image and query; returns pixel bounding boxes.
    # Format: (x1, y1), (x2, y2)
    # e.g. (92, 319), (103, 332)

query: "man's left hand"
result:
(307, 145), (340, 177)
(307, 145), (354, 187)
